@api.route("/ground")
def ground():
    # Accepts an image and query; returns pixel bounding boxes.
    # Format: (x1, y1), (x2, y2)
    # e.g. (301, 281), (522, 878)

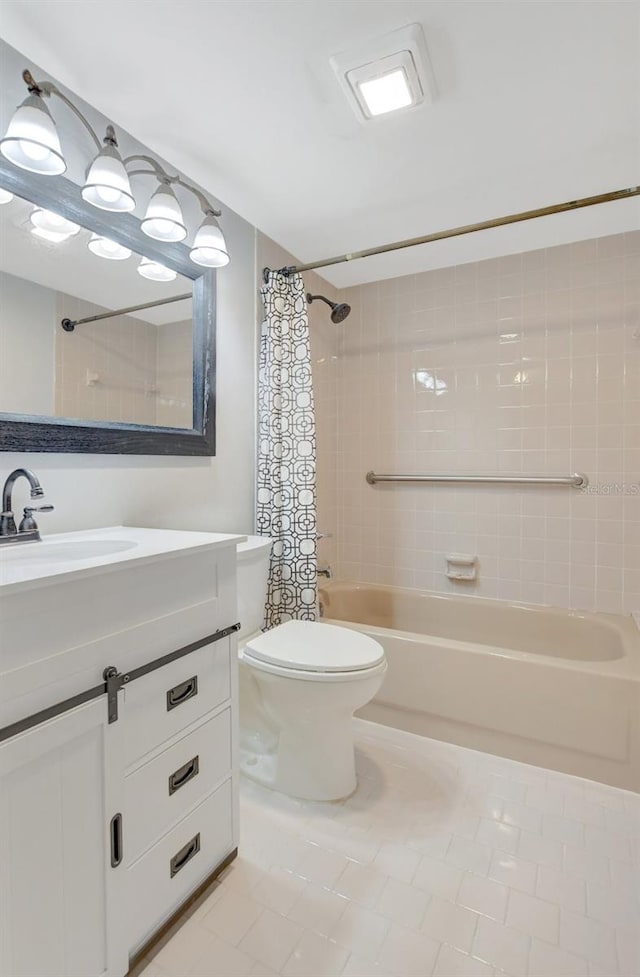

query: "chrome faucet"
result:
(0, 469), (54, 545)
(317, 564), (333, 580)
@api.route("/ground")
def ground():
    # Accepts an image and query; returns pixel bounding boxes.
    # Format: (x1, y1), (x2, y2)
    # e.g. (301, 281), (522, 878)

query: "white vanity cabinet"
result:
(0, 698), (126, 977)
(0, 528), (243, 977)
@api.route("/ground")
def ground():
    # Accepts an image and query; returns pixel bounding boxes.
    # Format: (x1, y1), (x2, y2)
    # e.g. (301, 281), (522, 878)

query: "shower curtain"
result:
(257, 271), (317, 628)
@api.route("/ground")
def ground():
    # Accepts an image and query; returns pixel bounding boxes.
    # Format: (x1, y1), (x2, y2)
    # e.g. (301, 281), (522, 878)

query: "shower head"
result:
(306, 292), (351, 324)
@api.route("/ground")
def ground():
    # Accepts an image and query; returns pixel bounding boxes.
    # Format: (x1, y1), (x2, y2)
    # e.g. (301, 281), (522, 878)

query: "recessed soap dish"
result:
(446, 553), (477, 581)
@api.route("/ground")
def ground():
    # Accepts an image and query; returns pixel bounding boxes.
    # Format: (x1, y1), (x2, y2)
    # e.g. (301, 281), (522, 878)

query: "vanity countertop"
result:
(0, 526), (246, 594)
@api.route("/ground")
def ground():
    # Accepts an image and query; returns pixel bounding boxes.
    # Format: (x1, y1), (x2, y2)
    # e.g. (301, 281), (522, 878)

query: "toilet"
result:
(236, 536), (387, 801)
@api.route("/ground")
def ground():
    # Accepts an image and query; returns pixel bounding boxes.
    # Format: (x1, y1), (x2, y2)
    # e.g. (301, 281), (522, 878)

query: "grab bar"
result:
(365, 471), (588, 488)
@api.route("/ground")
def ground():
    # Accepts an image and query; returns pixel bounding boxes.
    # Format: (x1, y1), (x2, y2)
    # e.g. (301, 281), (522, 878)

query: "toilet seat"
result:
(243, 620), (384, 676)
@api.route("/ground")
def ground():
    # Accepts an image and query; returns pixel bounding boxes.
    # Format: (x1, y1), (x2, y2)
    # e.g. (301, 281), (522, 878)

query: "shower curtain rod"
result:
(60, 292), (192, 332)
(262, 186), (640, 280)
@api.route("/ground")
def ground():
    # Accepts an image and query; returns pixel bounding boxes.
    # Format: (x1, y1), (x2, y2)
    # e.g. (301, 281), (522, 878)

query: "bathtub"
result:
(319, 582), (640, 791)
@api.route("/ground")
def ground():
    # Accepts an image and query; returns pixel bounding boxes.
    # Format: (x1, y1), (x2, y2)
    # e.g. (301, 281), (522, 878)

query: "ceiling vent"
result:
(331, 23), (436, 123)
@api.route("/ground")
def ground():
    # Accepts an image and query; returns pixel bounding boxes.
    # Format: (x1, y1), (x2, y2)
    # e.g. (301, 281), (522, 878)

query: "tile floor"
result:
(139, 721), (639, 977)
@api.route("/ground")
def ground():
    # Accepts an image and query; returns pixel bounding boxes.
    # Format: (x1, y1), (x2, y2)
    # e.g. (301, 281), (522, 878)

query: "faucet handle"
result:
(19, 504), (54, 533)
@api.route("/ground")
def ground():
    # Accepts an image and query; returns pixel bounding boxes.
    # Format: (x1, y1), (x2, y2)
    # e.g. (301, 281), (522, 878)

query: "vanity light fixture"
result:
(30, 207), (80, 242)
(137, 257), (177, 282)
(1, 68), (230, 265)
(0, 188), (14, 204)
(88, 233), (132, 260)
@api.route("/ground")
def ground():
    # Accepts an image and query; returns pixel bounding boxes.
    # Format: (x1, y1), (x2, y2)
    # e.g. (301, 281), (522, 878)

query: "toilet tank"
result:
(237, 535), (272, 638)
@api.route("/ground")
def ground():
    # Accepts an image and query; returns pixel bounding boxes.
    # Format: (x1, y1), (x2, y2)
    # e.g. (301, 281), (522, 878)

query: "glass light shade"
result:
(141, 184), (187, 242)
(88, 233), (131, 260)
(0, 188), (13, 204)
(189, 214), (229, 267)
(30, 207), (80, 241)
(0, 94), (66, 175)
(137, 257), (176, 282)
(82, 144), (135, 213)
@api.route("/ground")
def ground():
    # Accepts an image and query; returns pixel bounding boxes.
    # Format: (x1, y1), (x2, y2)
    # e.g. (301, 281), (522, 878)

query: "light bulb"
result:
(88, 233), (131, 260)
(137, 257), (176, 282)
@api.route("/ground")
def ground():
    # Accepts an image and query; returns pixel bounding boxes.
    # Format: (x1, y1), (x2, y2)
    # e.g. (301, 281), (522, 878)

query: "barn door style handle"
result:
(110, 813), (123, 868)
(166, 675), (198, 712)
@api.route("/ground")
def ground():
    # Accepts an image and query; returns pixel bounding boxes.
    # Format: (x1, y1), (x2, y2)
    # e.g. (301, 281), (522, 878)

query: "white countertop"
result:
(0, 526), (246, 594)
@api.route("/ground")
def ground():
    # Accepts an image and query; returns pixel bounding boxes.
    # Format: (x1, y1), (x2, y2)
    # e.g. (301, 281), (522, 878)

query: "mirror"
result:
(0, 160), (215, 455)
(1, 191), (193, 429)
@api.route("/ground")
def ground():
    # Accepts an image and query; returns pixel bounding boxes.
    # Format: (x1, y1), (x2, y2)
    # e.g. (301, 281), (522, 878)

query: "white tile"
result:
(559, 909), (618, 973)
(473, 916), (530, 975)
(500, 800), (542, 835)
(154, 922), (217, 975)
(414, 854), (464, 900)
(187, 934), (255, 977)
(433, 944), (493, 977)
(377, 922), (441, 977)
(457, 873), (509, 922)
(238, 909), (305, 973)
(528, 938), (588, 977)
(281, 930), (349, 977)
(341, 952), (392, 977)
(288, 883), (349, 937)
(331, 902), (391, 960)
(333, 860), (388, 908)
(375, 876), (430, 929)
(421, 895), (479, 953)
(373, 841), (421, 883)
(446, 836), (493, 876)
(476, 818), (520, 854)
(200, 888), (263, 946)
(505, 890), (559, 944)
(517, 830), (564, 870)
(252, 866), (307, 915)
(295, 843), (351, 888)
(536, 866), (586, 914)
(489, 852), (538, 892)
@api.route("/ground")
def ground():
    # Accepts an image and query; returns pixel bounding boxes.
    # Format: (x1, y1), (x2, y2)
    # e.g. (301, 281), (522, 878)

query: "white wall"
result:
(0, 270), (55, 415)
(2, 206), (258, 537)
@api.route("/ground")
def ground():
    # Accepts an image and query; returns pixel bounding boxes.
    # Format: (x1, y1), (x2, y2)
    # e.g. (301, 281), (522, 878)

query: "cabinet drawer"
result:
(127, 779), (234, 954)
(124, 637), (231, 765)
(125, 708), (231, 863)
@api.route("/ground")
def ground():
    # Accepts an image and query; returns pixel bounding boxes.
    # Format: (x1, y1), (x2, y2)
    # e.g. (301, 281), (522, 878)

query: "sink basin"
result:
(0, 526), (246, 593)
(1, 539), (138, 563)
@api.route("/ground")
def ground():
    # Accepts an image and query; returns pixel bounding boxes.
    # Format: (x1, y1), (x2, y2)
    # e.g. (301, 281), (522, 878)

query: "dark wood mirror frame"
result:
(0, 158), (216, 455)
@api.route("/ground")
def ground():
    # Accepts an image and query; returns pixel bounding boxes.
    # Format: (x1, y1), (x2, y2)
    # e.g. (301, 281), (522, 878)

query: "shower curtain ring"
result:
(262, 267), (271, 284)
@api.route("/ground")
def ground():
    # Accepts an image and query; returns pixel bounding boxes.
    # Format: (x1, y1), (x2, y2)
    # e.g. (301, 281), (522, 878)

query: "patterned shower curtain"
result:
(256, 271), (317, 628)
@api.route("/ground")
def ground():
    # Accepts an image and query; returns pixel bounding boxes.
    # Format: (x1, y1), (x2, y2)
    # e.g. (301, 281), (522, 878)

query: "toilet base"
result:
(240, 716), (358, 801)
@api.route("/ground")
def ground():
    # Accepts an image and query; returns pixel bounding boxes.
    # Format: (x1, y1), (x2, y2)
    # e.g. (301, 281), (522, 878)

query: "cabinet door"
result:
(0, 699), (127, 977)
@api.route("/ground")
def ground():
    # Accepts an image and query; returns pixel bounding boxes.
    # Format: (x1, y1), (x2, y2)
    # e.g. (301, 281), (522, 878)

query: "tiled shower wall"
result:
(334, 231), (640, 614)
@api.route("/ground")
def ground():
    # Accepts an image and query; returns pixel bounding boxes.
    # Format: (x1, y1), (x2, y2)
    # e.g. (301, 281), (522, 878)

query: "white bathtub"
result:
(320, 582), (640, 791)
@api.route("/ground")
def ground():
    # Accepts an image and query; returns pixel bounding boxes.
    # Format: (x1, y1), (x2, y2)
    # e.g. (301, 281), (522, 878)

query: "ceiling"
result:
(0, 1), (638, 287)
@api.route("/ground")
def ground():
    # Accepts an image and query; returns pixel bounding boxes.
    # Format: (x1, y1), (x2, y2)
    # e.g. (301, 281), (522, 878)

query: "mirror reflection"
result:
(0, 191), (193, 429)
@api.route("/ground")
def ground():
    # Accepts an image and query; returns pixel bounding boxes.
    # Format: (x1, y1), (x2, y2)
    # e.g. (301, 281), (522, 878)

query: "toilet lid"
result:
(244, 621), (385, 673)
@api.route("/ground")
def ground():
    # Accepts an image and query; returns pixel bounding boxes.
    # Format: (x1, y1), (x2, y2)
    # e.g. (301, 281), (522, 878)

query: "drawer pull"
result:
(170, 832), (201, 878)
(168, 755), (200, 795)
(110, 813), (123, 868)
(166, 675), (198, 712)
